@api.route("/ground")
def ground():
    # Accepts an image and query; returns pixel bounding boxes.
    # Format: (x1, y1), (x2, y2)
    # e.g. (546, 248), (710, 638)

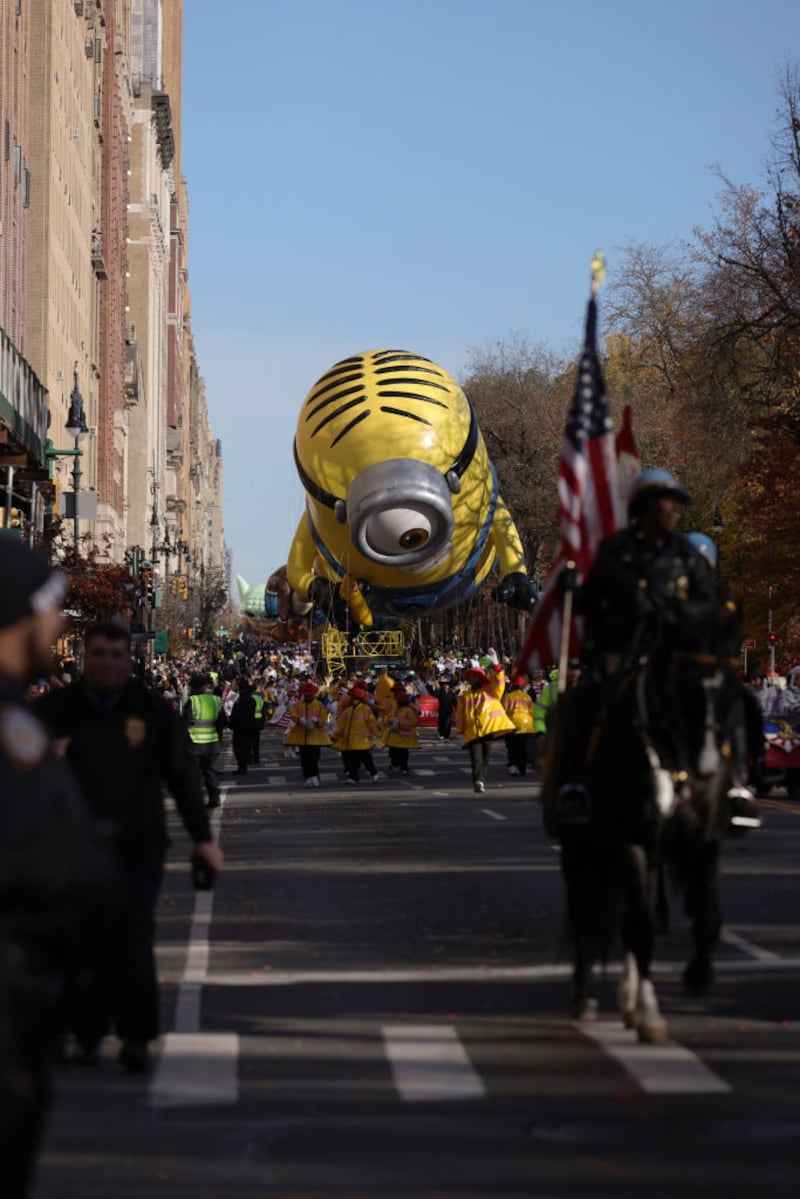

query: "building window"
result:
(3, 120), (9, 161)
(16, 0), (21, 17)
(22, 167), (30, 208)
(13, 144), (21, 186)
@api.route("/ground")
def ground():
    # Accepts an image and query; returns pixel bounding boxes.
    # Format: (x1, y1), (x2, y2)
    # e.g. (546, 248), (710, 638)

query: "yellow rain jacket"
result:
(502, 686), (534, 734)
(383, 702), (420, 749)
(455, 668), (516, 745)
(284, 697), (332, 747)
(332, 698), (379, 750)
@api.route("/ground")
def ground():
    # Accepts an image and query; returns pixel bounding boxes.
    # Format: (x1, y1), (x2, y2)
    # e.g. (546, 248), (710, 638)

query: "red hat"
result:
(392, 682), (407, 693)
(350, 686), (368, 702)
(393, 687), (409, 703)
(299, 681), (318, 699)
(511, 674), (527, 688)
(463, 667), (488, 684)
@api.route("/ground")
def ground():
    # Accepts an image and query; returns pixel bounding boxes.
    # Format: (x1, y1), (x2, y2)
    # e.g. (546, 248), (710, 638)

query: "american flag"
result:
(517, 295), (622, 672)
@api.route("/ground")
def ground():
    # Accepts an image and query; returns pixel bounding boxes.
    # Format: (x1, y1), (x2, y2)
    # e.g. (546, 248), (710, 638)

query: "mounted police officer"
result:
(0, 538), (116, 1196)
(183, 672), (225, 808)
(549, 468), (718, 821)
(577, 469), (717, 677)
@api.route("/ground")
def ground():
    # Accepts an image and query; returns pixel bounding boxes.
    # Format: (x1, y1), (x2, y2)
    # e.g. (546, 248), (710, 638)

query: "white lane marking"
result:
(150, 789), (240, 1108)
(480, 808), (507, 821)
(432, 791), (451, 797)
(413, 768), (435, 776)
(720, 927), (781, 962)
(582, 1023), (731, 1095)
(432, 755), (453, 762)
(150, 1033), (239, 1107)
(460, 767), (473, 775)
(200, 956), (800, 988)
(383, 1025), (486, 1102)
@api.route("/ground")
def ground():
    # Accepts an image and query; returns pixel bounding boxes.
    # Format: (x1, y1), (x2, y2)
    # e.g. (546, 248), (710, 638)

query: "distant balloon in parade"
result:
(272, 349), (536, 628)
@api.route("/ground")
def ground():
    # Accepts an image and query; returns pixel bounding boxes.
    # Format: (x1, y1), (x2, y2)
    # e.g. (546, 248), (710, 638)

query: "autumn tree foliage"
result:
(465, 67), (800, 666)
(42, 519), (135, 636)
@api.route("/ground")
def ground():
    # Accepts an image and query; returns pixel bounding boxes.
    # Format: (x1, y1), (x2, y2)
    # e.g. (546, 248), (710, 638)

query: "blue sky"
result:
(181, 0), (798, 590)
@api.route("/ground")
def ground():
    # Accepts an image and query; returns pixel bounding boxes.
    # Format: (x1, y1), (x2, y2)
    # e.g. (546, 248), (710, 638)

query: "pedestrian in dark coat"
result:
(229, 678), (257, 775)
(35, 622), (223, 1073)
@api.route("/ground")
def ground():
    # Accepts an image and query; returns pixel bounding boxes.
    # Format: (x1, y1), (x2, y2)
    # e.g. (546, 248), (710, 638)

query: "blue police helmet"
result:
(627, 468), (690, 517)
(685, 531), (718, 568)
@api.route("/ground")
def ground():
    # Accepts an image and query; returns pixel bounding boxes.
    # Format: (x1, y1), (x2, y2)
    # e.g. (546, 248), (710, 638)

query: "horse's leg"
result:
(561, 840), (604, 1021)
(682, 838), (722, 996)
(654, 860), (670, 934)
(620, 841), (668, 1042)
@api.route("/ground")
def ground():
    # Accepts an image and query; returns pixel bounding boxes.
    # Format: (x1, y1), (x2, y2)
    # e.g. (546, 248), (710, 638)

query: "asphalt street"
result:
(34, 728), (800, 1199)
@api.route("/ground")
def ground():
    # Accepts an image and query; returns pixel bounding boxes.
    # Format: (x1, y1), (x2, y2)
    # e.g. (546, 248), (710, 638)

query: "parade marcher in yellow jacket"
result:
(332, 686), (382, 784)
(384, 684), (420, 774)
(454, 649), (516, 793)
(502, 673), (535, 776)
(284, 681), (331, 787)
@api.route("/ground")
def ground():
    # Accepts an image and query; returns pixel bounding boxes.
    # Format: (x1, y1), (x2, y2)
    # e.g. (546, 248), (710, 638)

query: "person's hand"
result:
(486, 648), (499, 666)
(194, 841), (224, 872)
(299, 716), (307, 726)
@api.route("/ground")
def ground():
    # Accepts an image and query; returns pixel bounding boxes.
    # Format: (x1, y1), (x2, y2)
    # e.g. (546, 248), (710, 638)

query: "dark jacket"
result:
(35, 677), (210, 857)
(576, 527), (717, 662)
(0, 677), (118, 951)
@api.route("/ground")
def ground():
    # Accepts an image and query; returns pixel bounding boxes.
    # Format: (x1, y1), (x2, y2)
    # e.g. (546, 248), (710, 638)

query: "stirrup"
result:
(554, 783), (592, 826)
(727, 787), (762, 829)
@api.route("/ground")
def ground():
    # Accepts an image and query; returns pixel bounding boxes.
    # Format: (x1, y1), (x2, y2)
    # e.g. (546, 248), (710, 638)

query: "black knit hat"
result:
(0, 534), (67, 630)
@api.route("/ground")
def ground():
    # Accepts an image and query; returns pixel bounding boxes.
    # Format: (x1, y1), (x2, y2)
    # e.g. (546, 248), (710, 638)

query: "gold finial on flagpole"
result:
(591, 250), (606, 295)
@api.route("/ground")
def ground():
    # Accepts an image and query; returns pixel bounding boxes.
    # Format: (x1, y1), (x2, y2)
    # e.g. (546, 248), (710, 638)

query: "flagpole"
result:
(557, 561), (577, 694)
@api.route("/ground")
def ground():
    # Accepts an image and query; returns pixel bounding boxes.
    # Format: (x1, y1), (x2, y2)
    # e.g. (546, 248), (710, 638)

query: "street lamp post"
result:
(64, 365), (88, 548)
(712, 505), (724, 584)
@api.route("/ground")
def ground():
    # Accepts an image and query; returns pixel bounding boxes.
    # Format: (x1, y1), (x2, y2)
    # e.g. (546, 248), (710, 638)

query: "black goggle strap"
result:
(293, 400), (479, 521)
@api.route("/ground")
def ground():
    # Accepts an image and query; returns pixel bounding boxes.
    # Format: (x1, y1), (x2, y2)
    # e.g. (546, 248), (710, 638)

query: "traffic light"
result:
(181, 579), (189, 600)
(141, 568), (154, 604)
(768, 632), (778, 645)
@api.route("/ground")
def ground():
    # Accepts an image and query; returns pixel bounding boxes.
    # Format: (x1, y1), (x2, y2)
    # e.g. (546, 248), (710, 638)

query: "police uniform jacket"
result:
(576, 528), (717, 662)
(35, 677), (210, 859)
(1, 677), (117, 951)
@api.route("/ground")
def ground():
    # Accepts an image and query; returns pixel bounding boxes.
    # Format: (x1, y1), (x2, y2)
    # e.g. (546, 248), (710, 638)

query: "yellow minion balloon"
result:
(285, 349), (536, 626)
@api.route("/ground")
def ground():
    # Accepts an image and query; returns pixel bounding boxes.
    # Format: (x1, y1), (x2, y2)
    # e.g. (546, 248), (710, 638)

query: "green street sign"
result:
(154, 631), (168, 653)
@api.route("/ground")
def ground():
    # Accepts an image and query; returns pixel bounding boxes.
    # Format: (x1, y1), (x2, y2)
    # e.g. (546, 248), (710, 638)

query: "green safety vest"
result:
(253, 694), (264, 720)
(188, 693), (222, 744)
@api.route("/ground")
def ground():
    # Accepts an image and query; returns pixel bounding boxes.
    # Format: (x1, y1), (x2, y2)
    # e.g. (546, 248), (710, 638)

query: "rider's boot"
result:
(617, 952), (639, 1029)
(635, 978), (668, 1043)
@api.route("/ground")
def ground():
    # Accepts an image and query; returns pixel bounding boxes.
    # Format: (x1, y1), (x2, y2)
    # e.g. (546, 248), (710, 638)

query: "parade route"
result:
(33, 730), (800, 1198)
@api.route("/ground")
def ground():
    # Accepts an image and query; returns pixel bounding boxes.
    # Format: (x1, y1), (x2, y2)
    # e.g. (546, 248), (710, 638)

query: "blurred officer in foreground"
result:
(0, 537), (116, 1197)
(35, 622), (223, 1072)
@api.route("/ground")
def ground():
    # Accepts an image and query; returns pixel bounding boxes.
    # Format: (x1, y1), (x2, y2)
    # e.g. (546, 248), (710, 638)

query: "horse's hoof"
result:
(637, 1018), (669, 1043)
(621, 1008), (636, 1029)
(570, 996), (599, 1022)
(635, 979), (668, 1042)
